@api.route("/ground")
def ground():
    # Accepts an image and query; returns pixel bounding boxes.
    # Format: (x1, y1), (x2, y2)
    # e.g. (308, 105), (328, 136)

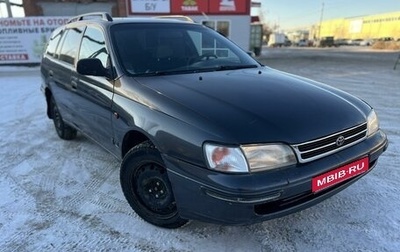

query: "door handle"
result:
(71, 76), (78, 90)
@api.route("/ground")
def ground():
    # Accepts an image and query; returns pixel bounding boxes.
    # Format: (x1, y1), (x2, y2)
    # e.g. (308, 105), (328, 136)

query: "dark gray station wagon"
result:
(40, 13), (388, 228)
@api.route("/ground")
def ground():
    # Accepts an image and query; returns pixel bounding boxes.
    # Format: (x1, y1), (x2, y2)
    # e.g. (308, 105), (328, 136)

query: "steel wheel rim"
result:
(133, 162), (177, 217)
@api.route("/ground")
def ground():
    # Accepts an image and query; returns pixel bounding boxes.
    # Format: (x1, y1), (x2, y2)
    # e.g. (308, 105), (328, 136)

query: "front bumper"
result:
(164, 130), (388, 225)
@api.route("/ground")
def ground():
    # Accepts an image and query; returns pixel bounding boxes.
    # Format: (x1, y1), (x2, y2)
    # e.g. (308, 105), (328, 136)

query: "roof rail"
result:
(153, 15), (194, 23)
(67, 12), (113, 23)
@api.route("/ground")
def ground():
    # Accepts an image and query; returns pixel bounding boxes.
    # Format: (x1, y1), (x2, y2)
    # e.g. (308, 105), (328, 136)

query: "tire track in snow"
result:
(1, 158), (118, 251)
(2, 92), (122, 251)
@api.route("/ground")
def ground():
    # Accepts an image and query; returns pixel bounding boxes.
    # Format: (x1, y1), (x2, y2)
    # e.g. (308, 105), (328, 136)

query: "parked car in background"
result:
(284, 38), (292, 47)
(40, 12), (388, 229)
(360, 39), (375, 46)
(315, 36), (335, 47)
(346, 39), (363, 46)
(379, 37), (394, 42)
(268, 32), (286, 47)
(297, 39), (309, 47)
(334, 39), (348, 46)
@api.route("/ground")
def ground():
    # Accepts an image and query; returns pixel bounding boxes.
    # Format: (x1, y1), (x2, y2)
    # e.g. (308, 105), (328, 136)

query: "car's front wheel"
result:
(50, 96), (77, 140)
(120, 141), (188, 228)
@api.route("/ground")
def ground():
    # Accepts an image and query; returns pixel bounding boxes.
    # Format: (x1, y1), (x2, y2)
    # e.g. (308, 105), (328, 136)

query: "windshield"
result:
(111, 23), (260, 76)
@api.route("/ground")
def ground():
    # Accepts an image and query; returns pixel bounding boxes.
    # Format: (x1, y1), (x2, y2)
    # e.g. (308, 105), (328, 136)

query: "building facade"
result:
(23, 0), (124, 17)
(311, 11), (400, 40)
(23, 0), (252, 51)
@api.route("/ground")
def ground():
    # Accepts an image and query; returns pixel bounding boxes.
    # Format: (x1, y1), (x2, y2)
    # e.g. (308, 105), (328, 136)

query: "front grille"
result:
(292, 123), (367, 163)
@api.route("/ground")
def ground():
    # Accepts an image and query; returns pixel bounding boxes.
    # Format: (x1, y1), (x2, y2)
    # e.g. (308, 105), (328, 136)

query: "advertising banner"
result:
(170, 0), (209, 14)
(209, 0), (248, 14)
(0, 17), (69, 64)
(129, 0), (249, 15)
(130, 0), (171, 13)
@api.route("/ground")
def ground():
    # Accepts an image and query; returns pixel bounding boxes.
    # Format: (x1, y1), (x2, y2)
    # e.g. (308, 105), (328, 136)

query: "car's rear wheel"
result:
(120, 141), (188, 228)
(50, 96), (77, 140)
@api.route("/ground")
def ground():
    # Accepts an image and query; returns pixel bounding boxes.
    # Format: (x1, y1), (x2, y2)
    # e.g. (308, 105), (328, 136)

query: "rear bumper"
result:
(164, 130), (388, 225)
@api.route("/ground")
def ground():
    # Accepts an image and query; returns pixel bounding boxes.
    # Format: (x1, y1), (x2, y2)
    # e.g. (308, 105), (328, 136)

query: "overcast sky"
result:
(253, 0), (400, 30)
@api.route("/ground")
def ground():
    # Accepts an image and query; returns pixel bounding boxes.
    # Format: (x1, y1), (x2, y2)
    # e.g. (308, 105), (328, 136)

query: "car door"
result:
(74, 25), (115, 151)
(49, 26), (85, 125)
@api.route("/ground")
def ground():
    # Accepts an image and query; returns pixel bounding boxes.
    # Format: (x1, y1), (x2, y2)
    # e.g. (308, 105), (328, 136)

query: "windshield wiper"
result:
(132, 65), (259, 77)
(132, 72), (160, 77)
(213, 64), (259, 71)
(132, 69), (199, 77)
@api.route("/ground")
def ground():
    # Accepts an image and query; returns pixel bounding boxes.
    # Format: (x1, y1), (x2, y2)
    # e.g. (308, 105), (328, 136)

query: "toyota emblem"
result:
(336, 136), (345, 147)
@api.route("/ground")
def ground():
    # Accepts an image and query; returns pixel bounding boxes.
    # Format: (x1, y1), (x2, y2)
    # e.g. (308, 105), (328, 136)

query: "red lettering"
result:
(33, 19), (45, 26)
(0, 54), (29, 61)
(0, 19), (30, 27)
(46, 18), (68, 26)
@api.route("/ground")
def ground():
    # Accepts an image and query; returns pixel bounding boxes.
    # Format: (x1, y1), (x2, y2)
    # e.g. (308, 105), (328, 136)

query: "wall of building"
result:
(311, 11), (400, 40)
(361, 12), (400, 40)
(39, 2), (116, 16)
(22, 0), (252, 50)
(23, 0), (124, 17)
(124, 0), (252, 51)
(189, 15), (251, 51)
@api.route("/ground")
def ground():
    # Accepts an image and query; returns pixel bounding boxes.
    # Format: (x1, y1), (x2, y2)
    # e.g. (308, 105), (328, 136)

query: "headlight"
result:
(204, 143), (297, 173)
(367, 110), (379, 137)
(241, 144), (297, 172)
(204, 144), (249, 173)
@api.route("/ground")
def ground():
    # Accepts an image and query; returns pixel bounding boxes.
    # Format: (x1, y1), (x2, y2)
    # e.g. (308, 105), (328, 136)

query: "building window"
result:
(216, 21), (230, 37)
(202, 21), (215, 30)
(202, 20), (230, 38)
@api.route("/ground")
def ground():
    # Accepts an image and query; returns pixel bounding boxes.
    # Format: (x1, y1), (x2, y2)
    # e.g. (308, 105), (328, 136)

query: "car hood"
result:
(134, 68), (370, 144)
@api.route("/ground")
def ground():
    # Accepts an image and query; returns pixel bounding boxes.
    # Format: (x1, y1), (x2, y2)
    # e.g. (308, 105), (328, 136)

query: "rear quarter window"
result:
(58, 27), (85, 65)
(45, 27), (63, 58)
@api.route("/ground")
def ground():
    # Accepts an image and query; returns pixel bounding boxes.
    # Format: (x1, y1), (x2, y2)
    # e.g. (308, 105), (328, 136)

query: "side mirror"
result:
(77, 58), (108, 77)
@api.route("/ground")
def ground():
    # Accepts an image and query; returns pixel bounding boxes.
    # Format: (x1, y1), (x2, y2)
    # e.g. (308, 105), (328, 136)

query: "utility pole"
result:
(4, 0), (13, 17)
(318, 2), (325, 40)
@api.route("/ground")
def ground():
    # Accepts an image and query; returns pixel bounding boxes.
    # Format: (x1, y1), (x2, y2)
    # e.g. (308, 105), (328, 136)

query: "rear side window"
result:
(46, 27), (63, 57)
(78, 26), (108, 68)
(59, 27), (85, 65)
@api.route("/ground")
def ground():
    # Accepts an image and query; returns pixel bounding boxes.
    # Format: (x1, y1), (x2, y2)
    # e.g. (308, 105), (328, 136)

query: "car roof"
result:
(65, 12), (197, 29)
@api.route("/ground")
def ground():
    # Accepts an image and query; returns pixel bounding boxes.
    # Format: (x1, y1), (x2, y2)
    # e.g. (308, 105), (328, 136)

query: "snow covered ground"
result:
(0, 47), (399, 251)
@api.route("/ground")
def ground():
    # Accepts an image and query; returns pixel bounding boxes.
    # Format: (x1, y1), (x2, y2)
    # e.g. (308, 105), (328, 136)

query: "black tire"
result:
(50, 96), (77, 140)
(120, 141), (188, 229)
